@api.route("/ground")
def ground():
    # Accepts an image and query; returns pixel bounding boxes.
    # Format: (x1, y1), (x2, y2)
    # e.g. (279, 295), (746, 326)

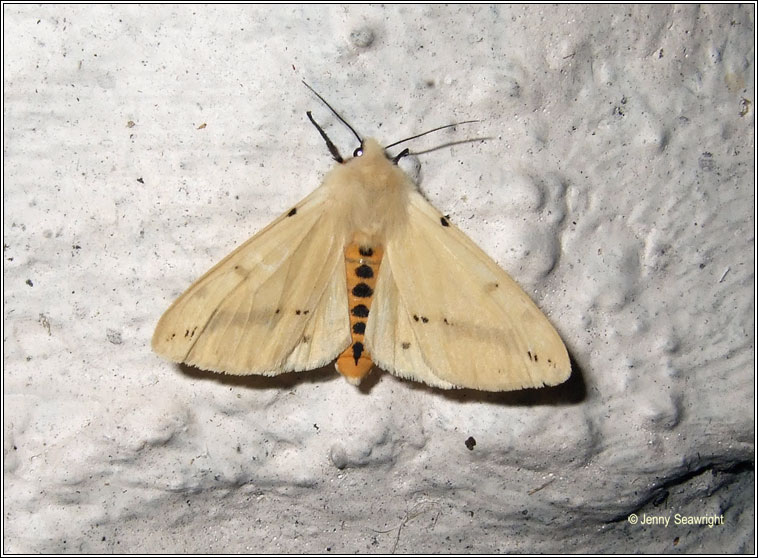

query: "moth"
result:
(152, 85), (571, 391)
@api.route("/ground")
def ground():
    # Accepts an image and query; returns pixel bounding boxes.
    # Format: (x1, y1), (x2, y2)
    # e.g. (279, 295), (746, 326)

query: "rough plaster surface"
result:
(3, 4), (755, 554)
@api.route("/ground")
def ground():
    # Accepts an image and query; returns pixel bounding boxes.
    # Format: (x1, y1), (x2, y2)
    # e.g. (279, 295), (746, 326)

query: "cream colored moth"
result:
(152, 86), (571, 391)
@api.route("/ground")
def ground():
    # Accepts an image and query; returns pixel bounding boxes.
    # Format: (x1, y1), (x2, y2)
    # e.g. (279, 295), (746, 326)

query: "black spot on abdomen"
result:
(352, 342), (364, 364)
(355, 264), (374, 278)
(352, 304), (369, 317)
(352, 283), (373, 298)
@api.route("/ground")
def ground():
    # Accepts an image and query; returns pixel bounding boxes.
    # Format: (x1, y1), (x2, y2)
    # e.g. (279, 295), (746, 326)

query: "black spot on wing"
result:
(401, 342), (411, 350)
(440, 216), (450, 227)
(352, 322), (366, 335)
(352, 283), (373, 297)
(355, 264), (374, 278)
(352, 304), (369, 317)
(484, 281), (500, 293)
(287, 207), (297, 217)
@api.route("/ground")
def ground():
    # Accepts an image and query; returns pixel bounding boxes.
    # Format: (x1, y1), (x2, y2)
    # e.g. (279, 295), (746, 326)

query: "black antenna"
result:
(384, 120), (480, 150)
(302, 81), (363, 145)
(306, 111), (344, 163)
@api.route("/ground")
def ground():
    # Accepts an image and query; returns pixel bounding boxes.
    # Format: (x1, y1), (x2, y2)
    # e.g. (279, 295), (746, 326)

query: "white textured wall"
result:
(3, 5), (754, 553)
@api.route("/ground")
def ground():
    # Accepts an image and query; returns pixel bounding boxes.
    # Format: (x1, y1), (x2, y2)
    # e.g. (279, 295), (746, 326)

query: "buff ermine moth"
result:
(152, 84), (570, 391)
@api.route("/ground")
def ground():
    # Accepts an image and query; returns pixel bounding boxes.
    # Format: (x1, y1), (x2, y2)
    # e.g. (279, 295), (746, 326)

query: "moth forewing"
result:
(151, 184), (351, 374)
(366, 191), (570, 391)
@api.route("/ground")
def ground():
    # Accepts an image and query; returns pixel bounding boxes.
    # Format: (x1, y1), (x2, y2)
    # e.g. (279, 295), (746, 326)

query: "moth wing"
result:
(366, 261), (457, 389)
(152, 186), (351, 375)
(367, 192), (570, 391)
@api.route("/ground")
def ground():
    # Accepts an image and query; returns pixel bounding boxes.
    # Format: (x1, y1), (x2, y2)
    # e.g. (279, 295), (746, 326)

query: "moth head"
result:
(348, 138), (404, 169)
(337, 138), (412, 194)
(352, 140), (408, 166)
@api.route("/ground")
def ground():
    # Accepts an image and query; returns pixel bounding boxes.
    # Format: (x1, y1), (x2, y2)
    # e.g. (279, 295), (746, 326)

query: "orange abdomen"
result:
(335, 243), (383, 384)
